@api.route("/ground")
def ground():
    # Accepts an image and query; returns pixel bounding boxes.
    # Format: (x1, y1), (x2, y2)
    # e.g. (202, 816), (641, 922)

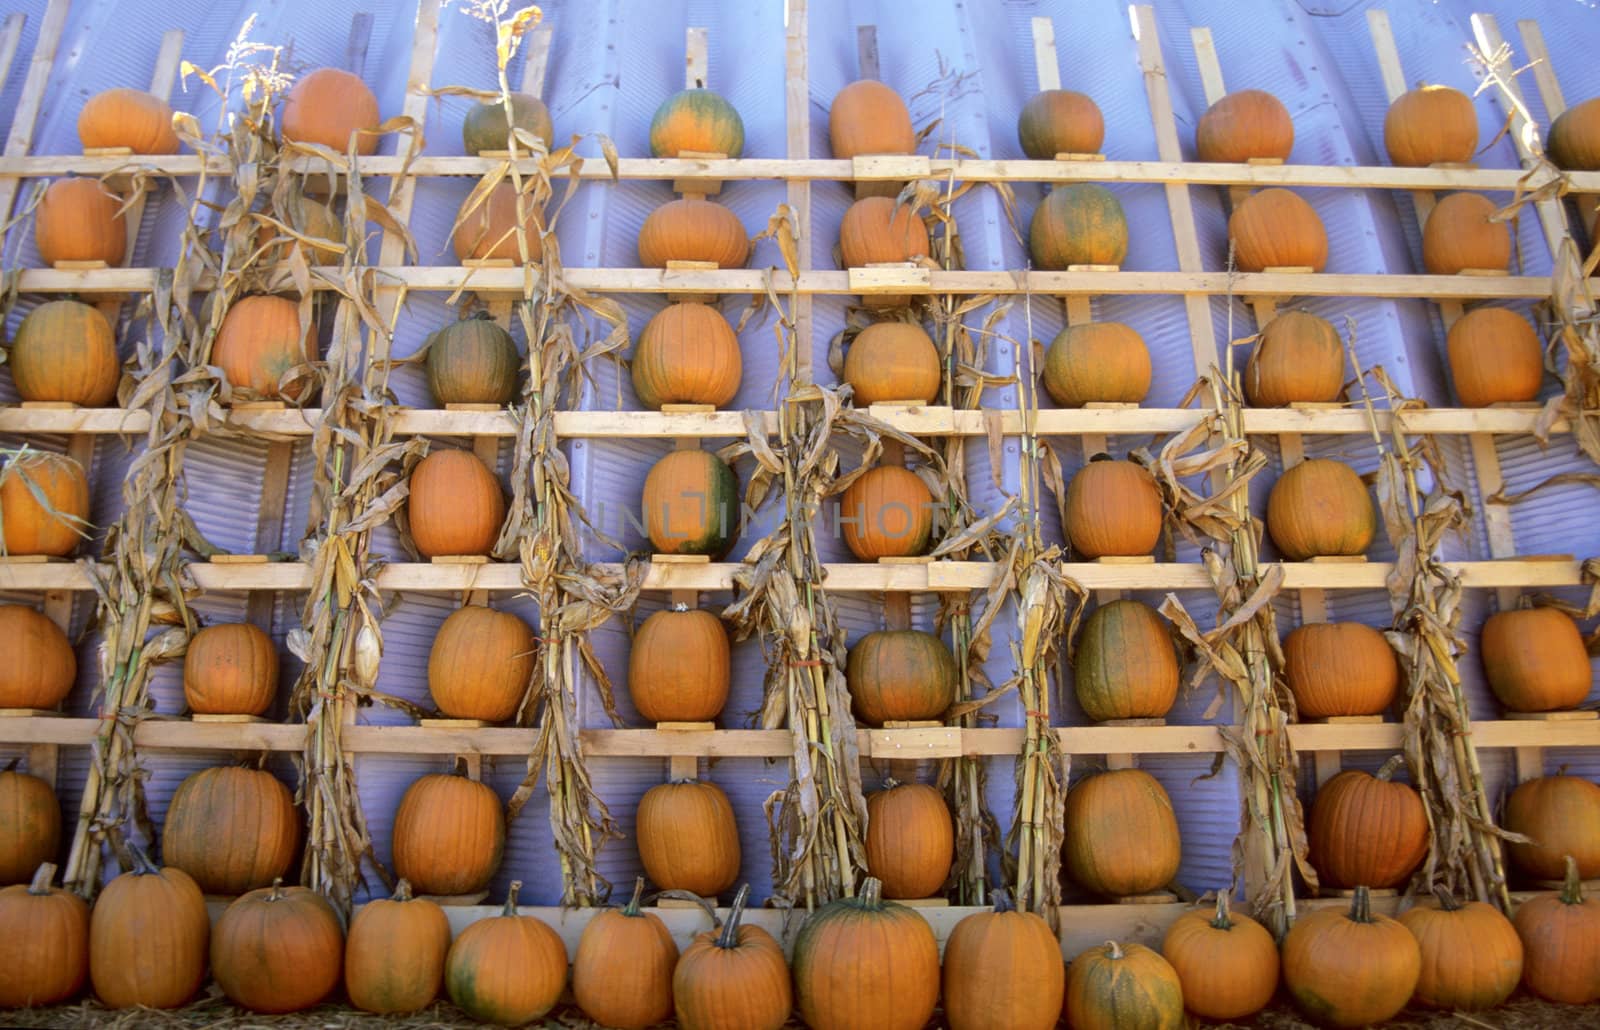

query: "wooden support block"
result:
(1053, 152), (1106, 162)
(664, 259), (721, 303)
(672, 149), (727, 197)
(1505, 710), (1600, 721)
(892, 896), (951, 908)
(51, 260), (110, 270)
(883, 720), (943, 730)
(430, 555), (492, 565)
(209, 554), (272, 565)
(1115, 891), (1179, 905)
(1515, 746), (1545, 782)
(1320, 886), (1397, 899)
(19, 401), (78, 410)
(1305, 555), (1368, 563)
(1533, 877), (1600, 892)
(444, 403), (505, 412)
(884, 589), (911, 632)
(1031, 17), (1061, 91)
(856, 25), (880, 81)
(191, 714), (268, 724)
(229, 400), (287, 412)
(80, 146), (133, 158)
(1065, 264), (1122, 273)
(652, 554), (713, 564)
(1313, 749), (1343, 788)
(1457, 268), (1511, 277)
(0, 709), (59, 718)
(1092, 555), (1156, 565)
(1064, 294), (1092, 327)
(421, 718), (493, 728)
(656, 722), (716, 733)
(1309, 715), (1386, 725)
(660, 720), (710, 781)
(0, 555), (59, 564)
(418, 891), (490, 906)
(654, 896), (710, 910)
(1100, 717), (1163, 771)
(877, 556), (934, 565)
(847, 263), (930, 289)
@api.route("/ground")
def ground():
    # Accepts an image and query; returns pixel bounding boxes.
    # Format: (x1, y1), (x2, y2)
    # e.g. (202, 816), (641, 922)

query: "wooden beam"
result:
(0, 0), (68, 246)
(0, 14), (27, 101)
(856, 25), (879, 81)
(786, 0), (813, 383)
(1031, 18), (1061, 93)
(520, 23), (552, 97)
(685, 26), (707, 90)
(345, 12), (374, 80)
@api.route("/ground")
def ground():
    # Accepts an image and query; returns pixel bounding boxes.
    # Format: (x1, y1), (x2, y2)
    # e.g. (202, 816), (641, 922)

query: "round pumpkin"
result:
(1017, 90), (1105, 160)
(345, 879), (451, 1015)
(673, 883), (791, 1030)
(444, 880), (567, 1023)
(453, 181), (543, 262)
(0, 604), (76, 712)
(1447, 305), (1544, 407)
(78, 88), (179, 154)
(424, 313), (519, 406)
(1423, 191), (1511, 274)
(632, 302), (742, 409)
(636, 779), (741, 898)
(392, 773), (505, 897)
(1503, 773), (1600, 881)
(0, 864), (88, 1008)
(1073, 599), (1179, 723)
(1028, 183), (1128, 269)
(9, 300), (120, 406)
(1063, 940), (1184, 1030)
(829, 80), (916, 159)
(865, 782), (953, 900)
(211, 879), (343, 1013)
(1481, 606), (1590, 713)
(1514, 855), (1600, 1002)
(462, 93), (553, 155)
(629, 605), (730, 723)
(1245, 309), (1344, 407)
(1399, 886), (1523, 1010)
(1161, 892), (1278, 1021)
(843, 321), (941, 405)
(1284, 621), (1400, 719)
(1548, 97), (1600, 171)
(651, 89), (745, 158)
(0, 451), (90, 558)
(1385, 85), (1478, 166)
(34, 178), (126, 266)
(1282, 886), (1421, 1027)
(839, 465), (934, 561)
(846, 628), (957, 726)
(1307, 759), (1429, 889)
(1266, 458), (1375, 561)
(281, 68), (380, 155)
(1195, 89), (1294, 164)
(428, 604), (536, 723)
(1065, 456), (1161, 559)
(408, 449), (506, 558)
(161, 765), (300, 895)
(1229, 187), (1327, 272)
(0, 770), (59, 886)
(942, 892), (1063, 1030)
(1041, 321), (1151, 408)
(638, 198), (749, 268)
(791, 877), (940, 1030)
(572, 876), (680, 1030)
(183, 622), (278, 716)
(1063, 769), (1181, 897)
(89, 850), (209, 1009)
(839, 195), (931, 266)
(642, 449), (740, 558)
(213, 294), (317, 400)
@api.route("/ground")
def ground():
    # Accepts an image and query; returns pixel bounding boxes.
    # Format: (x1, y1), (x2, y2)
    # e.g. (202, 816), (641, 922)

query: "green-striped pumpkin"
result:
(649, 89), (745, 158)
(642, 449), (739, 557)
(792, 878), (940, 1030)
(462, 93), (553, 155)
(1028, 183), (1128, 269)
(424, 313), (520, 406)
(1073, 599), (1179, 722)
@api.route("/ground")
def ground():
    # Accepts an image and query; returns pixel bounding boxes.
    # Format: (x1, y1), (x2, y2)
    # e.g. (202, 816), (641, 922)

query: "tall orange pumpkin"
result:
(1399, 886), (1523, 1011)
(1447, 306), (1544, 407)
(78, 88), (180, 154)
(428, 604), (536, 722)
(1513, 855), (1600, 1003)
(345, 879), (452, 1015)
(846, 628), (957, 725)
(453, 181), (543, 262)
(1281, 886), (1421, 1027)
(1041, 321), (1151, 408)
(791, 877), (940, 1030)
(1196, 89), (1294, 163)
(941, 893), (1064, 1030)
(843, 321), (942, 405)
(0, 451), (91, 557)
(839, 195), (930, 266)
(0, 604), (76, 711)
(1017, 90), (1105, 159)
(839, 465), (935, 560)
(865, 782), (954, 900)
(1503, 773), (1600, 881)
(1228, 187), (1327, 272)
(392, 773), (505, 896)
(638, 198), (749, 268)
(629, 606), (730, 723)
(829, 80), (916, 159)
(1244, 309), (1345, 407)
(407, 449), (506, 558)
(632, 302), (743, 409)
(1063, 769), (1181, 897)
(211, 879), (344, 1013)
(0, 863), (88, 1008)
(1548, 97), (1600, 171)
(1028, 183), (1128, 269)
(1065, 455), (1161, 558)
(636, 779), (741, 897)
(0, 769), (60, 886)
(1072, 599), (1179, 722)
(89, 849), (209, 1009)
(672, 883), (791, 1030)
(183, 622), (278, 716)
(9, 300), (120, 407)
(34, 178), (126, 266)
(213, 294), (317, 400)
(642, 449), (740, 557)
(1481, 606), (1591, 713)
(1423, 191), (1510, 274)
(1266, 458), (1375, 560)
(445, 881), (567, 1023)
(1384, 85), (1478, 166)
(1307, 759), (1429, 889)
(572, 876), (680, 1030)
(1284, 621), (1400, 719)
(281, 68), (380, 155)
(1161, 892), (1279, 1021)
(161, 766), (300, 895)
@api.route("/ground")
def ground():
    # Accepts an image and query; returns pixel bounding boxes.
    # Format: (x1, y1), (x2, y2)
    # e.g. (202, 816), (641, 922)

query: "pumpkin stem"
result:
(860, 877), (884, 909)
(671, 601), (690, 612)
(502, 880), (523, 916)
(28, 863), (56, 895)
(393, 878), (414, 902)
(715, 884), (751, 949)
(267, 876), (285, 902)
(1348, 885), (1375, 923)
(1561, 855), (1586, 906)
(127, 842), (160, 876)
(1375, 754), (1407, 782)
(1430, 885), (1462, 912)
(623, 875), (646, 916)
(1088, 452), (1114, 463)
(2, 757), (18, 774)
(991, 888), (1014, 915)
(1210, 891), (1234, 930)
(1104, 940), (1124, 960)
(467, 309), (496, 323)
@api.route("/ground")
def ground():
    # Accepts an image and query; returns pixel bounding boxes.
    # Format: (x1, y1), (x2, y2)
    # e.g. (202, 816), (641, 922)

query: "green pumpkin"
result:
(424, 313), (520, 405)
(641, 449), (740, 557)
(649, 89), (745, 158)
(1073, 599), (1179, 722)
(462, 93), (554, 155)
(1028, 183), (1128, 269)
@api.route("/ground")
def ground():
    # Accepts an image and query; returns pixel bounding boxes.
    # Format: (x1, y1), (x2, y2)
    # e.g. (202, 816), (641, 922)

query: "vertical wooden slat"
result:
(0, 14), (27, 99)
(856, 25), (879, 82)
(345, 12), (375, 81)
(685, 26), (708, 90)
(0, 0), (68, 240)
(521, 24), (552, 97)
(787, 0), (813, 382)
(1030, 18), (1060, 92)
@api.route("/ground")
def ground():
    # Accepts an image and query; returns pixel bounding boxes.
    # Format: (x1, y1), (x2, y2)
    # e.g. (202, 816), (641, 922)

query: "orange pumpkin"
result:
(281, 68), (380, 155)
(1547, 97), (1600, 171)
(407, 449), (506, 558)
(0, 451), (90, 558)
(0, 863), (88, 1008)
(1245, 310), (1345, 407)
(1228, 188), (1326, 272)
(210, 879), (344, 1013)
(839, 196), (930, 265)
(344, 879), (451, 1015)
(1064, 456), (1161, 559)
(1266, 458), (1375, 561)
(1063, 769), (1181, 897)
(161, 766), (301, 895)
(428, 604), (537, 723)
(673, 883), (792, 1030)
(941, 893), (1064, 1030)
(1481, 606), (1591, 713)
(628, 606), (730, 723)
(1399, 886), (1523, 1011)
(89, 850), (209, 1009)
(632, 302), (742, 409)
(0, 604), (76, 711)
(843, 321), (942, 405)
(1284, 621), (1400, 719)
(0, 770), (61, 886)
(1423, 192), (1510, 274)
(444, 881), (568, 1024)
(78, 88), (180, 154)
(650, 90), (745, 158)
(213, 295), (317, 401)
(392, 773), (506, 896)
(1041, 321), (1151, 408)
(183, 622), (278, 716)
(638, 198), (749, 268)
(641, 449), (740, 557)
(846, 629), (957, 726)
(572, 876), (680, 1030)
(1028, 183), (1128, 269)
(636, 779), (741, 898)
(838, 465), (935, 561)
(1385, 85), (1478, 167)
(1281, 886), (1421, 1027)
(791, 877), (940, 1030)
(34, 178), (126, 267)
(829, 80), (916, 159)
(1447, 306), (1544, 407)
(1513, 855), (1600, 1002)
(1073, 599), (1179, 723)
(9, 300), (120, 407)
(1308, 759), (1430, 889)
(1161, 893), (1279, 1021)
(1196, 89), (1294, 163)
(453, 181), (543, 262)
(866, 782), (953, 900)
(1017, 90), (1105, 159)
(1503, 773), (1600, 881)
